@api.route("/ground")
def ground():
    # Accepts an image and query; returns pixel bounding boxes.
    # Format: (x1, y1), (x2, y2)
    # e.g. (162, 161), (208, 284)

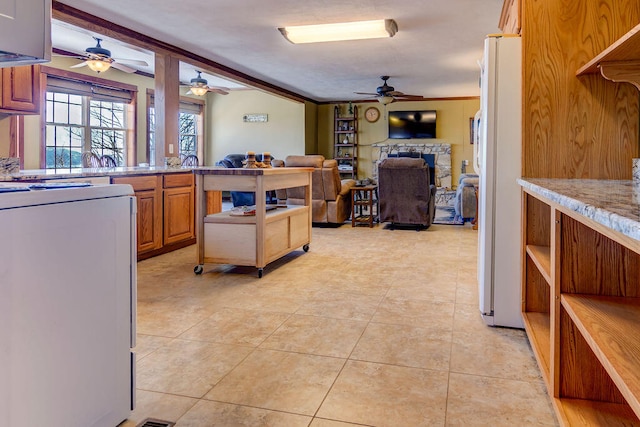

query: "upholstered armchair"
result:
(454, 173), (479, 221)
(280, 155), (356, 224)
(378, 157), (436, 229)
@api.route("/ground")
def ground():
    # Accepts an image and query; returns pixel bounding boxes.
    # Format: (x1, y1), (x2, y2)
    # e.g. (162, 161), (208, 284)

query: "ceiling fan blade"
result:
(70, 61), (88, 69)
(354, 91), (378, 96)
(111, 61), (136, 73)
(113, 58), (149, 66)
(208, 87), (229, 95)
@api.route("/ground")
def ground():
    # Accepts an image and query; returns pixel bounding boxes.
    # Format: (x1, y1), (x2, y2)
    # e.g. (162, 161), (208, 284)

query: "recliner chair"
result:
(454, 173), (479, 221)
(279, 155), (356, 224)
(378, 157), (436, 229)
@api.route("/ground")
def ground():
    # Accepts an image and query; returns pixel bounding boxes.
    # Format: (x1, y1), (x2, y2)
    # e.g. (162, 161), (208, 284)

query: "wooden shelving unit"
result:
(521, 186), (640, 426)
(576, 23), (640, 90)
(333, 104), (358, 179)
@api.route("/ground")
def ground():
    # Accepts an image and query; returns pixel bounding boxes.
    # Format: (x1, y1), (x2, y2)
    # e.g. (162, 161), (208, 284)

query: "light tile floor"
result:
(122, 223), (558, 427)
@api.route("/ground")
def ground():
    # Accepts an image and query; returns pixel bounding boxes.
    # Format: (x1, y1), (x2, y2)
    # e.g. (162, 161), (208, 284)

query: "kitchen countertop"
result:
(518, 178), (640, 241)
(0, 165), (222, 182)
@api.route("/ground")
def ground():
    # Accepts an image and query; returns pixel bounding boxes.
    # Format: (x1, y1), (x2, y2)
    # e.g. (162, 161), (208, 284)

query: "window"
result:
(43, 70), (137, 170)
(147, 92), (204, 165)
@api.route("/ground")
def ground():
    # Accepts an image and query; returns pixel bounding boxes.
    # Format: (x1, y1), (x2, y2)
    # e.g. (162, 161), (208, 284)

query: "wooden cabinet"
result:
(521, 2), (638, 180)
(163, 173), (195, 245)
(112, 172), (195, 259)
(0, 65), (40, 114)
(521, 181), (640, 425)
(334, 104), (358, 179)
(112, 175), (163, 255)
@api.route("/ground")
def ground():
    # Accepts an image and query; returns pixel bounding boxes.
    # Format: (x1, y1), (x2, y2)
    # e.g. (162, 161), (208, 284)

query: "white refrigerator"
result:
(474, 35), (523, 328)
(0, 183), (137, 427)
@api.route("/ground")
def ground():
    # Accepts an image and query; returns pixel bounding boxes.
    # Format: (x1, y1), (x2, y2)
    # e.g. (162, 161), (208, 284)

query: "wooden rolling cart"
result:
(193, 167), (313, 278)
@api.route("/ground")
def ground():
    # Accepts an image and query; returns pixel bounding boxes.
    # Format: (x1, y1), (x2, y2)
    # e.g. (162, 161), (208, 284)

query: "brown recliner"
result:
(280, 155), (356, 224)
(378, 157), (437, 229)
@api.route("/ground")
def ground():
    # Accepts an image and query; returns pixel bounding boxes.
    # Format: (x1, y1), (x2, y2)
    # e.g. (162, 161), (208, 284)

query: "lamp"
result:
(377, 96), (394, 105)
(86, 59), (112, 73)
(279, 19), (398, 44)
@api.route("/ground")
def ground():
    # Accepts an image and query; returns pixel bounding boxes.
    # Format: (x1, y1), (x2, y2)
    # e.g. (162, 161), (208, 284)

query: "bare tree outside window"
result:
(148, 107), (199, 161)
(45, 93), (127, 170)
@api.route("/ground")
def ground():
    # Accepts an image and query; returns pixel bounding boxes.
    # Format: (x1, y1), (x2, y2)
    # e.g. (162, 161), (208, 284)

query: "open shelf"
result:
(556, 398), (640, 426)
(522, 311), (551, 387)
(561, 294), (640, 418)
(576, 23), (640, 90)
(526, 244), (551, 284)
(204, 204), (307, 225)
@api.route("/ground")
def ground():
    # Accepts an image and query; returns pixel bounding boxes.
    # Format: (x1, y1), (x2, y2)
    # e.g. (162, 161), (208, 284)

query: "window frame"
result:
(40, 66), (138, 169)
(146, 89), (204, 165)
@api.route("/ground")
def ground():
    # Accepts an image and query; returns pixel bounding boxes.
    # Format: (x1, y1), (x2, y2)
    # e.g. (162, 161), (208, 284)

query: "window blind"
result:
(47, 75), (135, 103)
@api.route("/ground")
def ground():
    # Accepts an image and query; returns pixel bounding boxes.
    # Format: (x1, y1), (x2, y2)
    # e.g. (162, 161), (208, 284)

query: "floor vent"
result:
(136, 419), (175, 427)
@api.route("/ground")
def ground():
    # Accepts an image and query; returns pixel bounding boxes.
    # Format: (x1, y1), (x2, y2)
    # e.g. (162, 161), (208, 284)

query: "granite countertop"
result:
(518, 178), (640, 241)
(0, 165), (225, 182)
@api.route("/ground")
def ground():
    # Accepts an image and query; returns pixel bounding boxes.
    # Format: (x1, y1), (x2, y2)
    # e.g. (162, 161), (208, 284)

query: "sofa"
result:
(278, 155), (356, 224)
(215, 153), (277, 206)
(377, 157), (436, 229)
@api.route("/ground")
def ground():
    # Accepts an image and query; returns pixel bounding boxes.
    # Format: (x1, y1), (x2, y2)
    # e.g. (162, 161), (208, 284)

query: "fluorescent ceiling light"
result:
(279, 19), (397, 44)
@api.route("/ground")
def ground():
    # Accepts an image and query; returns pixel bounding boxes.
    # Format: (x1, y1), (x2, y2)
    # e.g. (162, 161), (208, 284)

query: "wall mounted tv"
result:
(388, 110), (437, 139)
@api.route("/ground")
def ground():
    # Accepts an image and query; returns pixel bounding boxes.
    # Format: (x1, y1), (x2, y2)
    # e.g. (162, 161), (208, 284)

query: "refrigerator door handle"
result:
(473, 109), (482, 174)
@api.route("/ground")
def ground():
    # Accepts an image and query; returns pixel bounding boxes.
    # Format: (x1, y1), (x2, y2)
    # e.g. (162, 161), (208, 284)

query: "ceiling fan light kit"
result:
(278, 19), (397, 44)
(189, 86), (209, 96)
(86, 59), (112, 73)
(355, 76), (423, 104)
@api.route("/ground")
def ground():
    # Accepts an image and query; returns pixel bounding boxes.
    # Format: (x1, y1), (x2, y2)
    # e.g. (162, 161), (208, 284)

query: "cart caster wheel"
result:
(303, 244), (310, 252)
(194, 265), (203, 275)
(258, 268), (263, 278)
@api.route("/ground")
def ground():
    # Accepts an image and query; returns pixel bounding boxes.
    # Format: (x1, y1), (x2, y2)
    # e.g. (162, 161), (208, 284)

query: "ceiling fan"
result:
(66, 37), (149, 73)
(181, 71), (230, 96)
(355, 76), (424, 104)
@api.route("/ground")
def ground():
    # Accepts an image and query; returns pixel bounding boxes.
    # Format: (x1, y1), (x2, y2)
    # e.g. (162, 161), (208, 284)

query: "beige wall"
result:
(206, 90), (305, 165)
(317, 99), (480, 186)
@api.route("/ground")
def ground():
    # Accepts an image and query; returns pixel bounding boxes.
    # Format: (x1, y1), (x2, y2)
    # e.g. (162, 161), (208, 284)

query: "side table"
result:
(351, 185), (378, 227)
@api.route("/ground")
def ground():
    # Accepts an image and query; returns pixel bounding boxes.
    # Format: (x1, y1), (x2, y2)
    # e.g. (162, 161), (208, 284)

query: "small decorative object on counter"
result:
(262, 152), (272, 168)
(244, 151), (257, 168)
(343, 136), (349, 144)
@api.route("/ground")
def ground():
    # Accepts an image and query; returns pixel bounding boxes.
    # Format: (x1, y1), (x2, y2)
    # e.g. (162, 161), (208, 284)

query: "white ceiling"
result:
(53, 0), (504, 102)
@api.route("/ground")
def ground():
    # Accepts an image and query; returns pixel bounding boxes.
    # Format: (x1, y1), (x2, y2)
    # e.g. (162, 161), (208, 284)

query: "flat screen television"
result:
(388, 110), (437, 139)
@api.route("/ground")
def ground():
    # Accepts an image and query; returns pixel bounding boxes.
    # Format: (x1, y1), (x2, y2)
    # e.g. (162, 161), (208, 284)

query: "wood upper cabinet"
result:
(163, 173), (195, 245)
(499, 0), (520, 34)
(0, 65), (41, 114)
(112, 175), (163, 255)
